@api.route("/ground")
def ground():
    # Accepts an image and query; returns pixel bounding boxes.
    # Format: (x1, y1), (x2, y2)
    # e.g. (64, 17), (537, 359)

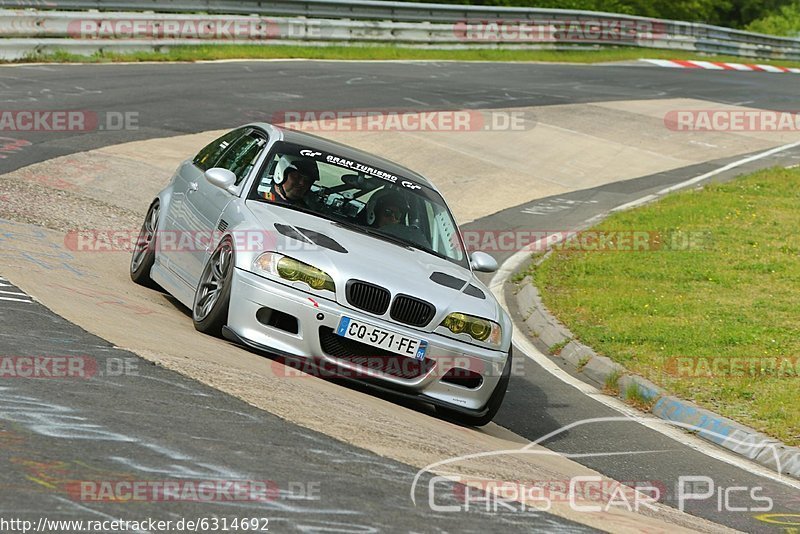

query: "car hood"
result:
(245, 201), (502, 328)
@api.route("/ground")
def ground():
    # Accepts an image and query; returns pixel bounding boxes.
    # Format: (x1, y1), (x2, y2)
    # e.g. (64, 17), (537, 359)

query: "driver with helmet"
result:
(262, 155), (319, 206)
(366, 188), (409, 228)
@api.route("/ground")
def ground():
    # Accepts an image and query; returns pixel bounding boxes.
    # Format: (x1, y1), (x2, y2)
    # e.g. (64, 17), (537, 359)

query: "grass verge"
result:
(603, 369), (622, 396)
(624, 382), (657, 412)
(10, 44), (800, 67)
(533, 166), (800, 446)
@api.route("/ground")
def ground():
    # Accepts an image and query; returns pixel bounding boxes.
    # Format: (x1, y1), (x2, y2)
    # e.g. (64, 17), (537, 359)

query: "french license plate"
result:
(335, 317), (428, 361)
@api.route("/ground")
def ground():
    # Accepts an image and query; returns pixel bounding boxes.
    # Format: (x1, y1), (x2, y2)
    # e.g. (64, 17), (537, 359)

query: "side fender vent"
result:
(274, 223), (311, 243)
(463, 284), (486, 300)
(295, 227), (348, 254)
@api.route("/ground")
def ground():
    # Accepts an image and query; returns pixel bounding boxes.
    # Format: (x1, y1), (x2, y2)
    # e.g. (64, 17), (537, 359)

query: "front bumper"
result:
(227, 268), (508, 412)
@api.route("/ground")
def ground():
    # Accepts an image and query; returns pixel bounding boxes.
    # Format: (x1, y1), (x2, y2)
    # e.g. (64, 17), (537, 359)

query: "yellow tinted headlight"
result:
(277, 256), (301, 281)
(442, 312), (468, 334)
(468, 321), (491, 340)
(253, 253), (335, 293)
(440, 313), (501, 346)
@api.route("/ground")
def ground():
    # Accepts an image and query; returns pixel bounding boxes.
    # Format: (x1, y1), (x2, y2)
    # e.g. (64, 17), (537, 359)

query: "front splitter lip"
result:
(221, 325), (491, 420)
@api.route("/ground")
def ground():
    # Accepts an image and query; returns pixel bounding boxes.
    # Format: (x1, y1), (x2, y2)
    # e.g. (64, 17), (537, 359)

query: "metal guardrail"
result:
(0, 0), (799, 61)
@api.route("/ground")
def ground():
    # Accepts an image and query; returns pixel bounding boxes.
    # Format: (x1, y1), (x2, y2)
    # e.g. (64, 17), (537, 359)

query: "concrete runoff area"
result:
(0, 97), (795, 531)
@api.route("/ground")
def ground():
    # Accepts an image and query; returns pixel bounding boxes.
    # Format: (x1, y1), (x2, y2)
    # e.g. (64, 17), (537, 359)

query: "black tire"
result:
(192, 237), (234, 337)
(438, 347), (512, 427)
(130, 200), (160, 287)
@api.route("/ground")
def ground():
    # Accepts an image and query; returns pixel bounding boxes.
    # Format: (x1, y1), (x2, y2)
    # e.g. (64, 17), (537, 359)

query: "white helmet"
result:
(273, 155), (319, 185)
(366, 188), (409, 225)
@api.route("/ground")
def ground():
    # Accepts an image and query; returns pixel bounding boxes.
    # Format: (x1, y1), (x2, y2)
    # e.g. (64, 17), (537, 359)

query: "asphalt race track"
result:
(1, 60), (800, 533)
(0, 277), (590, 533)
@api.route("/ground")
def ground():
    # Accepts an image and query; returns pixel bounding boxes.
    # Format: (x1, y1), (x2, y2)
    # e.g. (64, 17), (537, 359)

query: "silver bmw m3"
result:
(131, 123), (512, 426)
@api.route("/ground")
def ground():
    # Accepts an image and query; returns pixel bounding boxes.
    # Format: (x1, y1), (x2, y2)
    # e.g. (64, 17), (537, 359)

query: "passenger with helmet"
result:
(262, 155), (319, 206)
(366, 188), (409, 228)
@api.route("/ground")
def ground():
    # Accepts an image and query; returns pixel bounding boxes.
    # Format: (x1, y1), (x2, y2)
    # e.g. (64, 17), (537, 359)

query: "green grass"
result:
(549, 339), (571, 355)
(534, 166), (800, 446)
(604, 369), (623, 395)
(512, 252), (544, 283)
(624, 381), (657, 411)
(11, 44), (800, 67)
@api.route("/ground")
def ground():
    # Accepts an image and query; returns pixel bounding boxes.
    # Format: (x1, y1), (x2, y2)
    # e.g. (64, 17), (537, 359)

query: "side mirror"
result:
(205, 168), (236, 191)
(470, 251), (498, 273)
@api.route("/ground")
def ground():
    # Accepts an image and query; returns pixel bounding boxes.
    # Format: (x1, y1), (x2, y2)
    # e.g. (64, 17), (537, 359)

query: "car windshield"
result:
(250, 141), (468, 268)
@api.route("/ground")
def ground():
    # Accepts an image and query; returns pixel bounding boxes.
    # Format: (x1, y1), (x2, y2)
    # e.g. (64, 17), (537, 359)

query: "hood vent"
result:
(430, 272), (467, 290)
(295, 227), (347, 254)
(274, 223), (311, 244)
(463, 284), (486, 300)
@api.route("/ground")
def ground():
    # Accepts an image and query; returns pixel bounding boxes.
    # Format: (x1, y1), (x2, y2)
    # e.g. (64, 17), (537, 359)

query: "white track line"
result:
(489, 142), (800, 489)
(0, 290), (28, 297)
(598, 141), (800, 218)
(657, 139), (800, 196)
(0, 296), (33, 303)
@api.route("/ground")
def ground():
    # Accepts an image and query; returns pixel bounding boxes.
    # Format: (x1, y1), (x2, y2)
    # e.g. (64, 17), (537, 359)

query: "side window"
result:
(193, 129), (245, 171)
(215, 132), (268, 186)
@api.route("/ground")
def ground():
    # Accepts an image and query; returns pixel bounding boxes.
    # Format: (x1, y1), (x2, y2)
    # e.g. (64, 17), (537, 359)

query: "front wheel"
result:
(192, 237), (234, 337)
(130, 200), (160, 287)
(438, 347), (512, 427)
